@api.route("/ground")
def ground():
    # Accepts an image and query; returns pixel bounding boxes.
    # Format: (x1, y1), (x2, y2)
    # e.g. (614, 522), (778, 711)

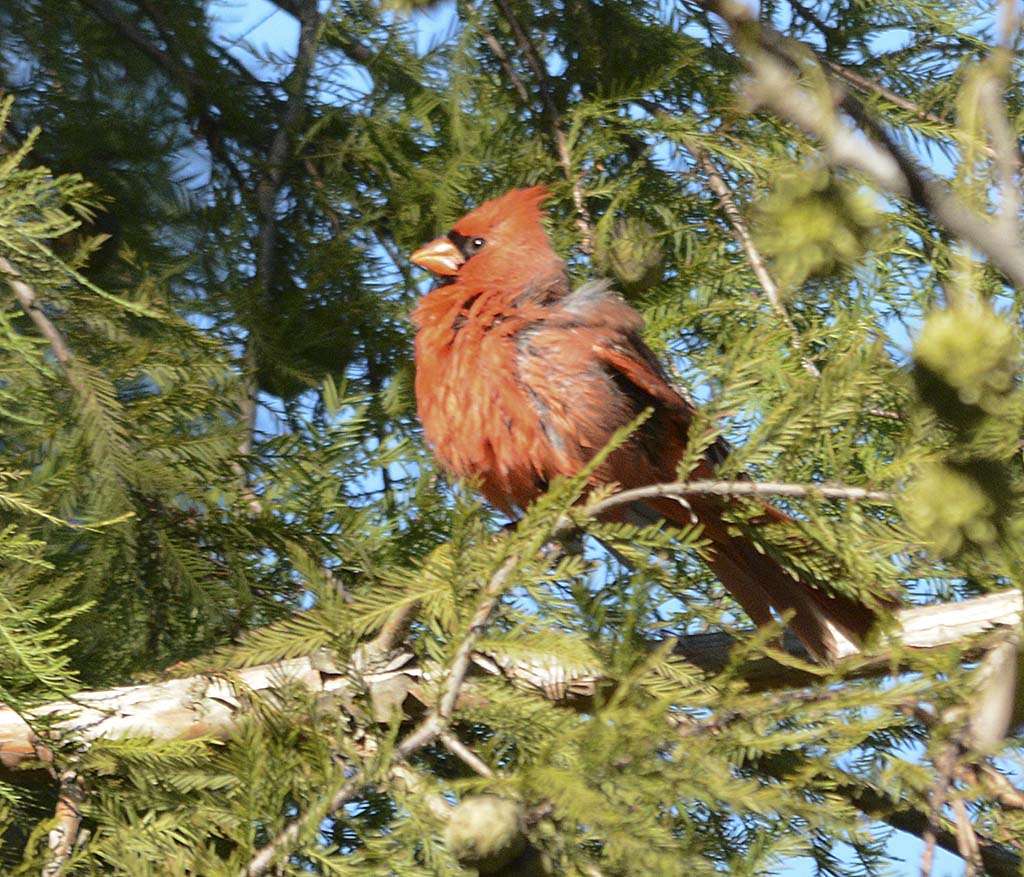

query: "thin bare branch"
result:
(977, 63), (1021, 238)
(491, 0), (593, 250)
(951, 796), (983, 877)
(78, 0), (204, 92)
(235, 0), (321, 486)
(475, 15), (531, 105)
(823, 62), (956, 131)
(570, 479), (892, 526)
(835, 778), (1018, 877)
(440, 730), (495, 777)
(2, 256), (75, 369)
(695, 148), (819, 375)
(439, 554), (518, 719)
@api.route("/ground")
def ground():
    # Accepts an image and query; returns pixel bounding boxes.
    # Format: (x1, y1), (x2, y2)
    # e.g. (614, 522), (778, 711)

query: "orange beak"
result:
(410, 236), (464, 276)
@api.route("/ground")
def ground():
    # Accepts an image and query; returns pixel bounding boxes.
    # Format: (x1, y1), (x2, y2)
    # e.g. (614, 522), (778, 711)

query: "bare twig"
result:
(823, 62), (957, 131)
(922, 745), (961, 877)
(967, 763), (1024, 810)
(834, 778), (1018, 877)
(951, 796), (983, 876)
(253, 0), (322, 307)
(41, 771), (85, 877)
(78, 0), (204, 92)
(491, 0), (593, 250)
(440, 730), (495, 777)
(235, 0), (321, 492)
(475, 16), (531, 105)
(1, 257), (106, 419)
(439, 554), (517, 719)
(2, 256), (75, 369)
(570, 479), (892, 526)
(695, 148), (819, 376)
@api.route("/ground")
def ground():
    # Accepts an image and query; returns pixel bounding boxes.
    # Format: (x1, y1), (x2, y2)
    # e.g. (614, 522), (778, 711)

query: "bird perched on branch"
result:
(410, 186), (879, 662)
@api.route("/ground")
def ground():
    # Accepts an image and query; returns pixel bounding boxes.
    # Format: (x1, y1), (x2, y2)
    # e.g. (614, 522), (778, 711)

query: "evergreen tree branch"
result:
(830, 779), (1019, 877)
(822, 61), (959, 132)
(477, 19), (532, 105)
(694, 150), (819, 375)
(78, 0), (253, 194)
(440, 730), (494, 777)
(784, 0), (1004, 154)
(233, 0), (321, 493)
(571, 479), (893, 523)
(629, 103), (820, 376)
(77, 0), (205, 92)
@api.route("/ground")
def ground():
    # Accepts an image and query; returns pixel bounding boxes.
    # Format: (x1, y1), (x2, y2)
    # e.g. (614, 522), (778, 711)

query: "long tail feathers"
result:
(708, 531), (874, 662)
(644, 497), (877, 662)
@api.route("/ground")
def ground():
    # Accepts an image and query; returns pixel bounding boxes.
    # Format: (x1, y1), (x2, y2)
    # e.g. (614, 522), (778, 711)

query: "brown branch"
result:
(236, 0), (321, 484)
(253, 0), (321, 305)
(2, 256), (76, 370)
(491, 0), (593, 251)
(823, 62), (954, 131)
(77, 0), (204, 92)
(638, 104), (792, 316)
(697, 151), (812, 356)
(977, 63), (1021, 238)
(478, 22), (531, 105)
(41, 771), (85, 877)
(783, 0), (985, 139)
(838, 780), (1019, 877)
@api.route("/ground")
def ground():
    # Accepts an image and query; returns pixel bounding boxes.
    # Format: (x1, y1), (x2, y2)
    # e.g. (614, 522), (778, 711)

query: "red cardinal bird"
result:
(410, 186), (877, 661)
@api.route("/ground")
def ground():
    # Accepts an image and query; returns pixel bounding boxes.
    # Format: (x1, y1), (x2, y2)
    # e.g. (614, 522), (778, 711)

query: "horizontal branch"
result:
(577, 480), (892, 522)
(0, 591), (1018, 781)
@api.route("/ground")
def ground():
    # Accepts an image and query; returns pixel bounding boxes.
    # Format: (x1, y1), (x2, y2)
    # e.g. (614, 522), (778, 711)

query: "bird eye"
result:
(470, 237), (485, 250)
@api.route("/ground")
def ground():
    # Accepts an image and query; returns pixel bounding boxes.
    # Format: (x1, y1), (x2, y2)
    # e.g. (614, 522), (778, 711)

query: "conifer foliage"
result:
(0, 0), (1023, 874)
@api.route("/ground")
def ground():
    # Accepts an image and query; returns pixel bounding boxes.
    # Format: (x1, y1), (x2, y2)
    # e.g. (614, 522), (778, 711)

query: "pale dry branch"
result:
(440, 730), (495, 778)
(0, 591), (1018, 778)
(703, 0), (1024, 290)
(839, 778), (1018, 877)
(0, 588), (1016, 874)
(2, 256), (77, 372)
(694, 150), (820, 375)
